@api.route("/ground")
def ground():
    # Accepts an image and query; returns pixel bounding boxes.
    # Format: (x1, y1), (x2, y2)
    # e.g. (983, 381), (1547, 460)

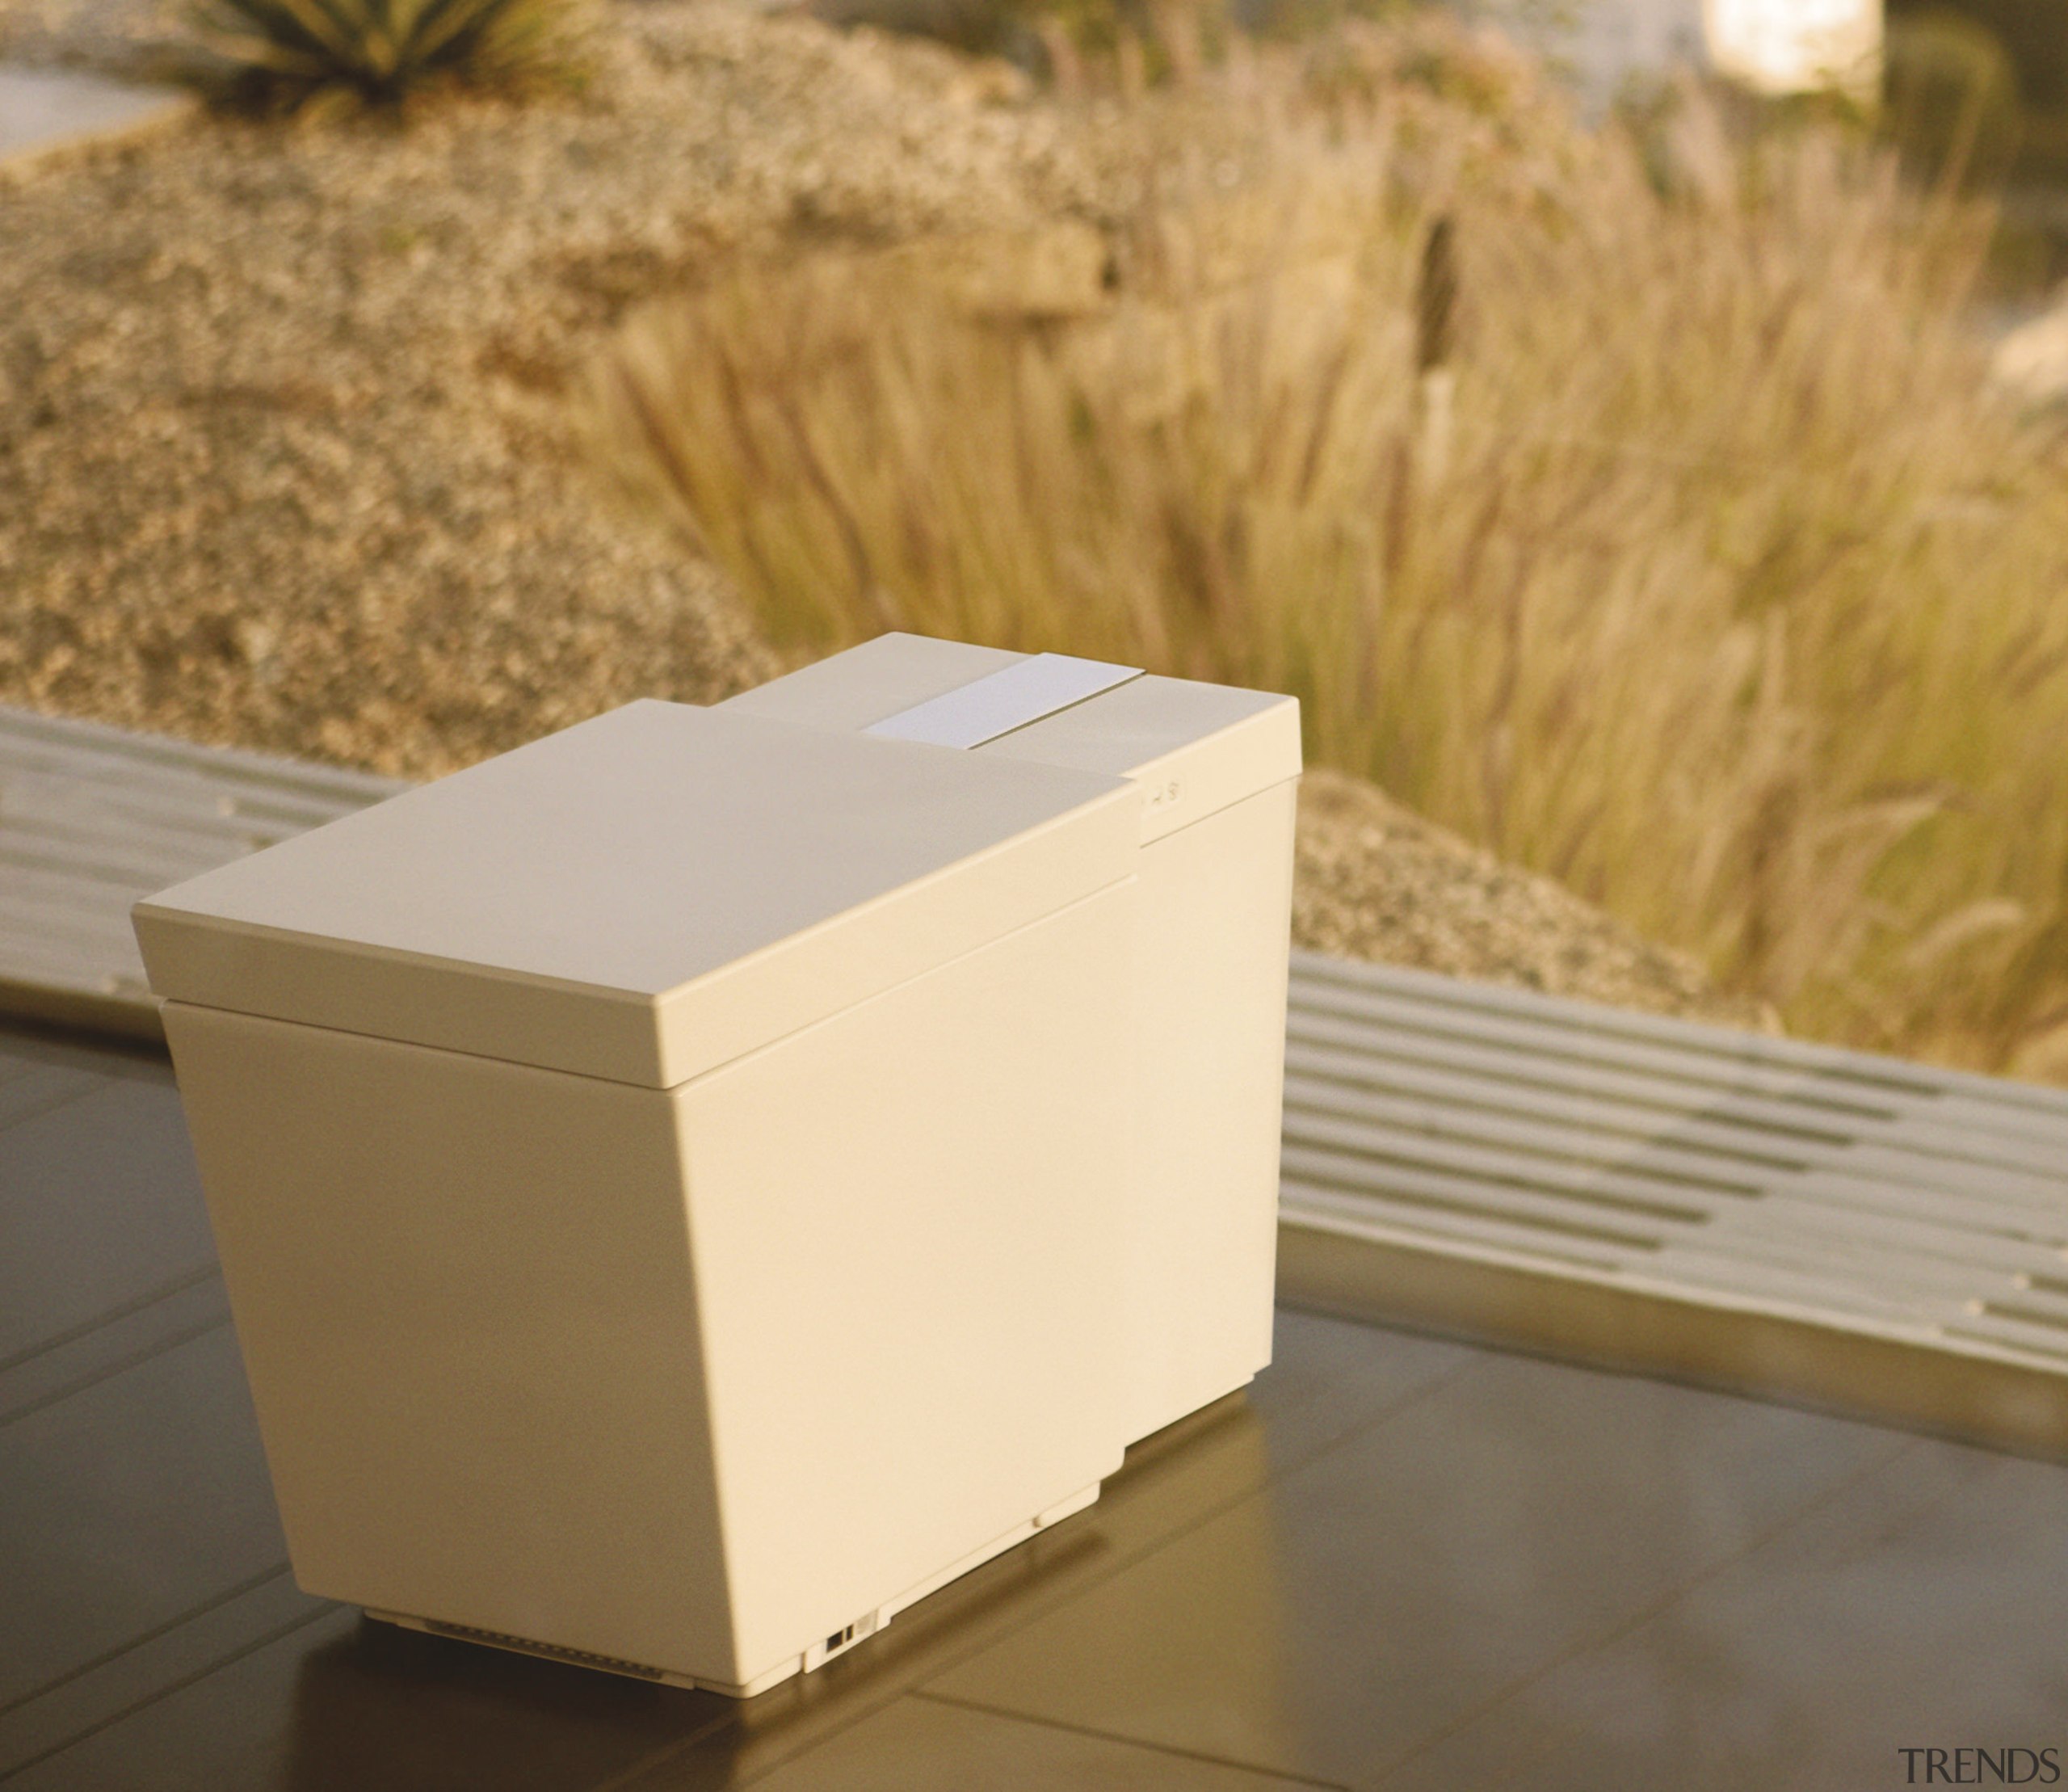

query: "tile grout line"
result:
(596, 1351), (1492, 1792)
(0, 1070), (114, 1142)
(0, 1563), (297, 1721)
(1371, 1432), (1930, 1790)
(1472, 1440), (2018, 1787)
(0, 1264), (222, 1378)
(833, 1352), (1485, 1789)
(582, 1706), (755, 1792)
(1023, 1359), (1493, 1616)
(0, 1312), (233, 1429)
(0, 1600), (338, 1785)
(906, 1687), (1356, 1790)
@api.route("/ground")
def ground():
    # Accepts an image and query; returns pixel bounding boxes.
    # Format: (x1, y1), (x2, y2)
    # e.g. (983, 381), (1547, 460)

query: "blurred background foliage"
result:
(586, 11), (2068, 1079)
(191, 0), (590, 107)
(805, 0), (2068, 212)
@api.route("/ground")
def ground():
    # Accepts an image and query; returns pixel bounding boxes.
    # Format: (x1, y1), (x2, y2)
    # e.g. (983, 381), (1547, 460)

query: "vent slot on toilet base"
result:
(421, 1619), (668, 1681)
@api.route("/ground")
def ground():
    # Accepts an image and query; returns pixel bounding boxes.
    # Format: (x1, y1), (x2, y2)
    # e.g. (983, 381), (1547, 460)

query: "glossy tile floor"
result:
(4, 1018), (2066, 1790)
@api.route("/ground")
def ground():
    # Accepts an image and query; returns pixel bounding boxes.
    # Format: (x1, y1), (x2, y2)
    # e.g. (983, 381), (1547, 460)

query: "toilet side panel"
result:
(160, 1003), (733, 1679)
(676, 877), (1137, 1683)
(1120, 780), (1297, 1442)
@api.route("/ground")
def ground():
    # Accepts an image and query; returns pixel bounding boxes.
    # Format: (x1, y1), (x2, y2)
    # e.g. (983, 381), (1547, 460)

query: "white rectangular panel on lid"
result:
(865, 654), (1142, 749)
(727, 634), (1301, 840)
(134, 701), (1137, 1089)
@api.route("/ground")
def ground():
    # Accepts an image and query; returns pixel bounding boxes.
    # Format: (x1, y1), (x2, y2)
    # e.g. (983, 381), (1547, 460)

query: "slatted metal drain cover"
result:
(0, 705), (405, 1037)
(1280, 952), (2068, 1457)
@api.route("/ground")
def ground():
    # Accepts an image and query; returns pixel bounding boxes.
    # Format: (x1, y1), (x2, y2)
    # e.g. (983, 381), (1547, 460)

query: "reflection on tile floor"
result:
(5, 1016), (2066, 1791)
(923, 1352), (1910, 1789)
(751, 1695), (1322, 1791)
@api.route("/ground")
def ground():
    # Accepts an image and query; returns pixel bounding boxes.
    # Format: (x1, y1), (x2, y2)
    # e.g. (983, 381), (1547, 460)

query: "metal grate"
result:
(1279, 951), (2068, 1456)
(0, 705), (405, 1037)
(422, 1620), (667, 1680)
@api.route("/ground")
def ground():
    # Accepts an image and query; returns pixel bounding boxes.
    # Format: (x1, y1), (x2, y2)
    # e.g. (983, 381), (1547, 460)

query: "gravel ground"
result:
(1292, 768), (1777, 1030)
(0, 1), (1095, 776)
(0, 0), (1761, 1025)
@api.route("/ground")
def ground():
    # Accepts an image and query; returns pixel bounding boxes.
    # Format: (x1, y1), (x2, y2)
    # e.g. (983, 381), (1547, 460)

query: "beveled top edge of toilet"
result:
(134, 702), (1137, 1085)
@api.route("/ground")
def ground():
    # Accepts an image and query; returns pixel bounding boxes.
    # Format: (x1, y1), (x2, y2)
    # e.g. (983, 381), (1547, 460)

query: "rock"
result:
(1292, 766), (1778, 1031)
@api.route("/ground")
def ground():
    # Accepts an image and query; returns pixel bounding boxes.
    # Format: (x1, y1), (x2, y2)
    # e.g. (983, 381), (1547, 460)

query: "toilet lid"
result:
(134, 702), (1136, 1088)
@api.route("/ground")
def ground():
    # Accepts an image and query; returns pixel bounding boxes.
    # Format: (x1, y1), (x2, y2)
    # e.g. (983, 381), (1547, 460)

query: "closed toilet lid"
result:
(134, 702), (1136, 1087)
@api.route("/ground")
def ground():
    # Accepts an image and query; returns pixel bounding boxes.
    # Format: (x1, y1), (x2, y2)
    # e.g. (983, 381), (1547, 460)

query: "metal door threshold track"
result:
(6, 701), (2068, 1458)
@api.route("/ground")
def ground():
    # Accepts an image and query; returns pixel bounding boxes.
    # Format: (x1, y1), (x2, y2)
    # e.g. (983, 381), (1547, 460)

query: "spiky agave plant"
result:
(196, 0), (574, 105)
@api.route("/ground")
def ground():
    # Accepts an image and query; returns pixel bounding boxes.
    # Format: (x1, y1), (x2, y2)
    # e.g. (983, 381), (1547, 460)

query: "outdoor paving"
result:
(4, 1016), (2067, 1789)
(0, 66), (191, 168)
